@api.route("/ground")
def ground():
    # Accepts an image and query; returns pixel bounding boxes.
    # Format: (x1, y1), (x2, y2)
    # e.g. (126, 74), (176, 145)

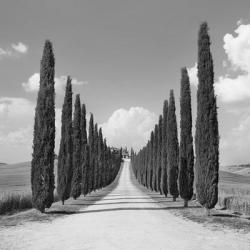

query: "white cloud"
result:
(101, 107), (157, 150)
(0, 48), (12, 57)
(0, 126), (32, 146)
(215, 22), (250, 103)
(21, 73), (40, 92)
(11, 42), (28, 54)
(0, 97), (35, 121)
(0, 42), (28, 59)
(0, 97), (62, 163)
(0, 97), (35, 159)
(188, 22), (250, 103)
(215, 74), (250, 102)
(22, 73), (87, 93)
(187, 63), (198, 87)
(223, 23), (250, 72)
(221, 115), (250, 165)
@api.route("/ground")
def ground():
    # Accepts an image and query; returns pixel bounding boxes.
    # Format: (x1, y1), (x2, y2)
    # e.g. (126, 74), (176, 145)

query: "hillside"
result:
(220, 164), (250, 177)
(219, 170), (250, 186)
(0, 161), (58, 194)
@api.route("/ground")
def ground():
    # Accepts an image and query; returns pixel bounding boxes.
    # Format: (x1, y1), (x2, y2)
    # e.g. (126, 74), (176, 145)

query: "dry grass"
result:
(218, 170), (250, 215)
(218, 185), (250, 215)
(0, 192), (33, 215)
(0, 192), (60, 215)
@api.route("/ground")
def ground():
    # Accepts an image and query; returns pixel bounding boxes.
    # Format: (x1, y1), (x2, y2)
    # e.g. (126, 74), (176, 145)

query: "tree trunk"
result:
(184, 199), (188, 207)
(173, 197), (176, 202)
(205, 207), (211, 216)
(62, 200), (64, 205)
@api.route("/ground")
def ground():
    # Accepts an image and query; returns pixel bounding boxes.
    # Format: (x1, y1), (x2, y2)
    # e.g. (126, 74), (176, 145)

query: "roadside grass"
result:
(218, 185), (250, 215)
(0, 192), (60, 215)
(0, 192), (33, 215)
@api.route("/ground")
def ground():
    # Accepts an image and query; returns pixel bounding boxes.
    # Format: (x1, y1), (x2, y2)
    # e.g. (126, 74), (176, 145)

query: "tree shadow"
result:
(47, 205), (200, 215)
(69, 201), (161, 206)
(46, 164), (124, 214)
(212, 213), (239, 218)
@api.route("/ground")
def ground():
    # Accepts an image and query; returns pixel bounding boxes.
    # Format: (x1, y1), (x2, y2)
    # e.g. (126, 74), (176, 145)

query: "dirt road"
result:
(1, 159), (250, 250)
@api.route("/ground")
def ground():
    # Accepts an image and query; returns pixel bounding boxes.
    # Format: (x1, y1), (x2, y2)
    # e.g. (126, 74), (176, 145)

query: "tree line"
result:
(131, 22), (219, 215)
(31, 40), (122, 213)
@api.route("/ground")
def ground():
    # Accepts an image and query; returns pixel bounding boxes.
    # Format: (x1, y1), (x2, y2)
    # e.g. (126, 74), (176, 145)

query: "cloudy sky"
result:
(1, 0), (250, 165)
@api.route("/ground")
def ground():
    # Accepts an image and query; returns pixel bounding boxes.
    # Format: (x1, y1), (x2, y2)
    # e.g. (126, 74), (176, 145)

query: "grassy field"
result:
(0, 162), (58, 215)
(0, 161), (58, 194)
(218, 170), (250, 215)
(0, 162), (31, 193)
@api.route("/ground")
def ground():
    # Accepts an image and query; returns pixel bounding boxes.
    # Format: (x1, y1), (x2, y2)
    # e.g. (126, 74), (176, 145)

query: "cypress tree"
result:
(146, 141), (151, 189)
(82, 144), (90, 196)
(31, 40), (55, 212)
(160, 100), (168, 197)
(81, 104), (87, 145)
(88, 113), (94, 192)
(94, 123), (99, 191)
(98, 128), (104, 189)
(179, 68), (194, 207)
(81, 103), (88, 195)
(149, 132), (154, 190)
(57, 77), (73, 204)
(157, 115), (163, 193)
(195, 22), (219, 215)
(167, 90), (179, 201)
(103, 139), (108, 187)
(152, 125), (158, 191)
(71, 94), (82, 199)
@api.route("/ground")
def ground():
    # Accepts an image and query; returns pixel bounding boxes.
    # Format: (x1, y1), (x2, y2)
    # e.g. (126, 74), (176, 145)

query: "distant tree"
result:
(81, 104), (88, 145)
(82, 144), (90, 196)
(179, 68), (194, 207)
(152, 125), (158, 191)
(195, 22), (219, 215)
(31, 40), (55, 212)
(148, 132), (154, 190)
(98, 128), (104, 189)
(103, 139), (108, 187)
(93, 123), (99, 190)
(81, 103), (88, 195)
(161, 100), (168, 197)
(71, 94), (82, 199)
(57, 77), (73, 204)
(157, 115), (163, 193)
(88, 113), (95, 193)
(167, 90), (179, 201)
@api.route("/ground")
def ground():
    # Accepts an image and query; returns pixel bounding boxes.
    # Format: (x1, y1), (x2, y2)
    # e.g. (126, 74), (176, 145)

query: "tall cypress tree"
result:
(57, 77), (73, 204)
(71, 94), (82, 199)
(149, 132), (154, 190)
(195, 22), (219, 215)
(179, 68), (194, 207)
(81, 104), (87, 145)
(88, 113), (94, 192)
(103, 139), (108, 187)
(31, 40), (55, 212)
(161, 100), (168, 197)
(167, 90), (179, 201)
(157, 115), (163, 193)
(152, 125), (158, 191)
(82, 144), (90, 196)
(94, 123), (99, 190)
(98, 128), (104, 189)
(81, 103), (88, 195)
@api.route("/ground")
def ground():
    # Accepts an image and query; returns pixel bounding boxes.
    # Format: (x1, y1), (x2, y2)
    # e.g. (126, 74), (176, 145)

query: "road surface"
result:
(1, 159), (250, 250)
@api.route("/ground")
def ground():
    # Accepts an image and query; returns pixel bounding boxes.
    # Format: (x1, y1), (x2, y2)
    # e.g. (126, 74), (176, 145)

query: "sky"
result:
(1, 0), (250, 165)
